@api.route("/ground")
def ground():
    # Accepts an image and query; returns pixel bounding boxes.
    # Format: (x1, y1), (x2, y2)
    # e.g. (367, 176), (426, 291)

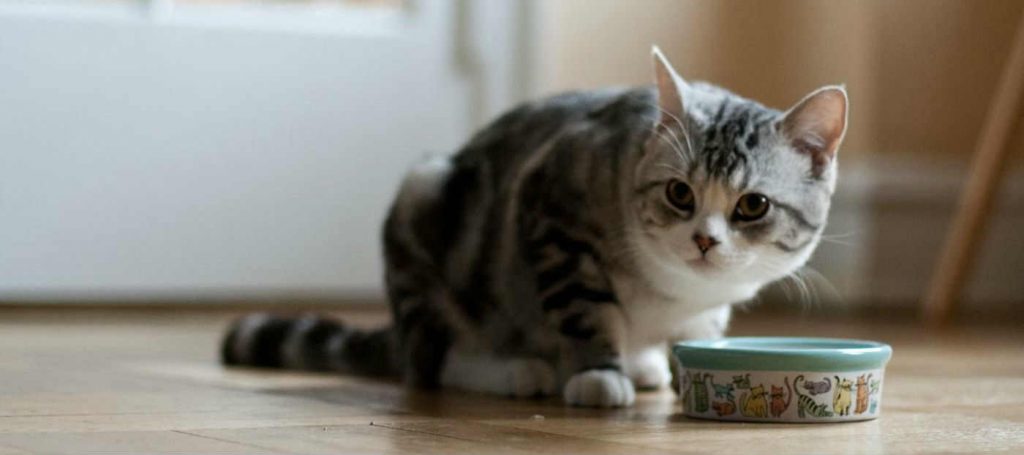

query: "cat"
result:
(219, 47), (848, 408)
(833, 376), (854, 416)
(855, 373), (872, 414)
(711, 400), (736, 417)
(793, 375), (834, 418)
(740, 384), (769, 418)
(712, 378), (736, 401)
(869, 377), (881, 413)
(732, 373), (751, 390)
(769, 377), (792, 417)
(691, 372), (711, 413)
(709, 376), (736, 416)
(802, 376), (831, 395)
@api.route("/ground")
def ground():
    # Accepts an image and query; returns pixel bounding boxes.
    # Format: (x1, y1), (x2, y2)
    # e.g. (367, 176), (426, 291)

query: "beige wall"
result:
(537, 0), (1024, 162)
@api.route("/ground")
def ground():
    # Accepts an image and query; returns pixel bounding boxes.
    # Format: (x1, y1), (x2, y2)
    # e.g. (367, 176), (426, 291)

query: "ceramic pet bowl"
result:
(672, 337), (892, 423)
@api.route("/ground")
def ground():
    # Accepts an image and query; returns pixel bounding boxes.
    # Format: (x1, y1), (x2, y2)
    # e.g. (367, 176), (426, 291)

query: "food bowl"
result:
(672, 337), (892, 423)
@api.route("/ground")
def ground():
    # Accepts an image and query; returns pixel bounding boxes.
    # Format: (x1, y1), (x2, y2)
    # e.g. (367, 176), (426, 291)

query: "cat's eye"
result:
(733, 193), (770, 221)
(665, 180), (695, 212)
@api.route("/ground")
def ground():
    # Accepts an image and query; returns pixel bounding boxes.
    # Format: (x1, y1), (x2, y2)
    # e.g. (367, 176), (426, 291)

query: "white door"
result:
(0, 0), (533, 300)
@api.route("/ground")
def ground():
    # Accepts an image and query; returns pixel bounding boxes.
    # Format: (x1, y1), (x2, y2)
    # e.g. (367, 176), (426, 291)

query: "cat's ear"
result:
(780, 86), (848, 176)
(652, 46), (687, 127)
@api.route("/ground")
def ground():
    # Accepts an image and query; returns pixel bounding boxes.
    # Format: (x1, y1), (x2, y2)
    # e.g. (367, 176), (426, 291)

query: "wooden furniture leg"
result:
(923, 10), (1024, 325)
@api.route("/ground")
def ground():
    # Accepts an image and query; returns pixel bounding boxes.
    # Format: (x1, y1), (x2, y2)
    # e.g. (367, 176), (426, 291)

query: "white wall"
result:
(0, 2), (481, 299)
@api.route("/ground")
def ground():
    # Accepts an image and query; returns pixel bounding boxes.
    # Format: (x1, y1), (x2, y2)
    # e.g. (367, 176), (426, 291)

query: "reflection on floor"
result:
(0, 305), (1021, 454)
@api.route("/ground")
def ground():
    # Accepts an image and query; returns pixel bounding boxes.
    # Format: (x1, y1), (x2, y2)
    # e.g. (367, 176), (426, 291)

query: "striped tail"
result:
(220, 313), (397, 376)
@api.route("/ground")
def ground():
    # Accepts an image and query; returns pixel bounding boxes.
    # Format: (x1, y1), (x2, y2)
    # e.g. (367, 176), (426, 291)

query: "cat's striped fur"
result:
(222, 48), (848, 407)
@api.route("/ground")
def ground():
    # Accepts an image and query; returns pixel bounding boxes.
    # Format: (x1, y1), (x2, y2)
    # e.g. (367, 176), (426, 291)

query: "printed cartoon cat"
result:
(691, 372), (711, 413)
(833, 376), (854, 416)
(802, 376), (831, 395)
(711, 377), (737, 416)
(794, 375), (834, 418)
(732, 374), (751, 390)
(712, 379), (736, 401)
(739, 384), (769, 418)
(769, 377), (792, 418)
(868, 377), (881, 413)
(711, 400), (736, 417)
(854, 373), (873, 414)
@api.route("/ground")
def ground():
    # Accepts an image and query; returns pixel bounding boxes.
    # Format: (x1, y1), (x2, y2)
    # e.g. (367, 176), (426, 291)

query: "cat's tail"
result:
(220, 313), (398, 377)
(793, 375), (807, 399)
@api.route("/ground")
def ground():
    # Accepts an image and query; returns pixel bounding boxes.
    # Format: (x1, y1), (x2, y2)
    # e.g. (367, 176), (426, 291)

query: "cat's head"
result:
(628, 47), (847, 290)
(856, 375), (867, 386)
(770, 385), (784, 397)
(750, 385), (765, 396)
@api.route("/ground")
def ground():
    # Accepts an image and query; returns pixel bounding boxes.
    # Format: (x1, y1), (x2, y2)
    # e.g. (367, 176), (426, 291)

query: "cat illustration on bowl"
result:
(802, 376), (831, 395)
(833, 376), (854, 416)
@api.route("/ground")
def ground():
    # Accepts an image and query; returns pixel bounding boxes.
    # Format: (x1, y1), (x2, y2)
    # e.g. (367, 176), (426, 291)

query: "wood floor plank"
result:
(0, 307), (1021, 453)
(371, 419), (684, 455)
(0, 430), (281, 454)
(190, 423), (551, 455)
(0, 444), (32, 455)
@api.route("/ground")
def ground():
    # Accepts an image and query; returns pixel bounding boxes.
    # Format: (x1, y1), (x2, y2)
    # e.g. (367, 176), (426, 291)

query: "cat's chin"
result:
(684, 258), (726, 275)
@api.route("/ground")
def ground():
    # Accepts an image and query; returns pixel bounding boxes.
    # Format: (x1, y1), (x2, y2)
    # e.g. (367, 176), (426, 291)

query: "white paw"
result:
(563, 369), (636, 407)
(626, 348), (671, 390)
(507, 359), (558, 398)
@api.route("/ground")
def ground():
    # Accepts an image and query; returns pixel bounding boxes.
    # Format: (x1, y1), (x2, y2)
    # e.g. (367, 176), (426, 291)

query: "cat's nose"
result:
(692, 233), (719, 255)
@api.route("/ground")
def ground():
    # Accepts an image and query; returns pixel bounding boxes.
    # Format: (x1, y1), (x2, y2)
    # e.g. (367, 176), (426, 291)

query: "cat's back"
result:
(453, 87), (656, 170)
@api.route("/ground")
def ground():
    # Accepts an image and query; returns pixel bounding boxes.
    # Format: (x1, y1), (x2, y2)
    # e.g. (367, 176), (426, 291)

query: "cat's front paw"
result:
(626, 348), (671, 390)
(563, 369), (635, 407)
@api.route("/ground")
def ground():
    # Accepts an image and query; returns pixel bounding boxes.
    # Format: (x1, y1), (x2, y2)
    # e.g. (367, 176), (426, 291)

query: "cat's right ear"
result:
(780, 86), (848, 177)
(652, 46), (687, 128)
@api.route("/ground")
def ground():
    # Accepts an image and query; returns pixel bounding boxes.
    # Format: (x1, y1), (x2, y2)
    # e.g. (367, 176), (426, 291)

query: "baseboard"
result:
(788, 156), (1024, 310)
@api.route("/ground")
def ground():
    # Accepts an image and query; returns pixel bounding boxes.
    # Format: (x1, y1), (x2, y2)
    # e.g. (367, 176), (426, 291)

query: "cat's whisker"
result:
(818, 231), (859, 248)
(652, 123), (687, 154)
(658, 124), (692, 162)
(795, 267), (842, 306)
(818, 238), (855, 248)
(651, 104), (696, 159)
(751, 257), (823, 310)
(820, 231), (858, 240)
(655, 163), (687, 175)
(654, 104), (688, 138)
(649, 127), (692, 167)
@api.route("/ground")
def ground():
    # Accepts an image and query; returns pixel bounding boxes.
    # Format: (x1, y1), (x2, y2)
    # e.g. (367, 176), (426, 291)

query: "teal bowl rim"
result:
(672, 337), (893, 372)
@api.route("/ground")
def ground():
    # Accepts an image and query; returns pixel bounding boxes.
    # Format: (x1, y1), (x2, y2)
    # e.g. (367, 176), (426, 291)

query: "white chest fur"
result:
(611, 268), (760, 348)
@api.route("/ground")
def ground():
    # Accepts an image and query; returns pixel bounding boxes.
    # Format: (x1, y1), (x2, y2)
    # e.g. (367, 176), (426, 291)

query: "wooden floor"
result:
(0, 306), (1022, 454)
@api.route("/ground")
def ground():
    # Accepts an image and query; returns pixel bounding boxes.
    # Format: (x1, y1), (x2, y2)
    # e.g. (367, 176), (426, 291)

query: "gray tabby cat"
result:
(221, 47), (847, 408)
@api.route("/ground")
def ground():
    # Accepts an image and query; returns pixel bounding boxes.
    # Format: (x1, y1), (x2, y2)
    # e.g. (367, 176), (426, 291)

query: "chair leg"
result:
(923, 10), (1024, 325)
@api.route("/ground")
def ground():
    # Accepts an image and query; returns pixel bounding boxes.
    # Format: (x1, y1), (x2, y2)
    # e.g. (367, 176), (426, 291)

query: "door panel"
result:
(0, 0), (525, 299)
